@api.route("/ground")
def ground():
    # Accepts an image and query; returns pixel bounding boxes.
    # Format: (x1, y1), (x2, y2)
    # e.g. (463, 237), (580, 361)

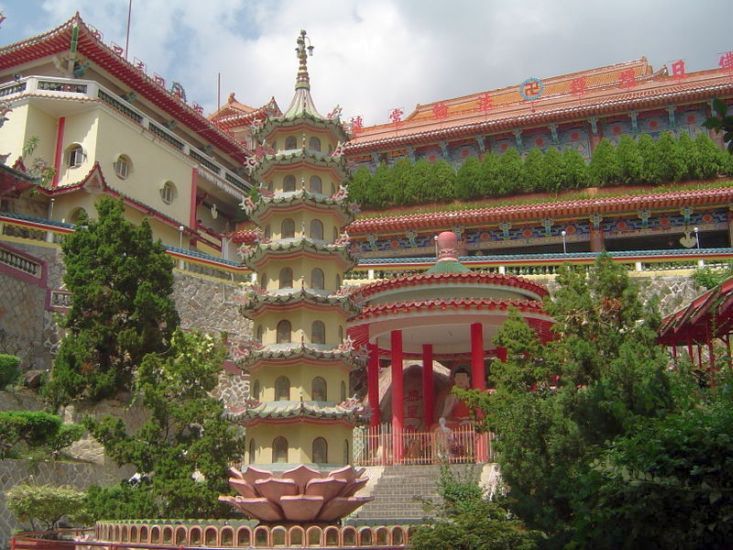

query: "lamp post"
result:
(561, 230), (567, 254)
(694, 226), (700, 250)
(178, 225), (184, 249)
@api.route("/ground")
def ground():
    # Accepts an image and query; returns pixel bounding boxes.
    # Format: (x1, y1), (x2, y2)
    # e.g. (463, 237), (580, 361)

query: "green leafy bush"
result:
(0, 411), (83, 458)
(0, 354), (21, 389)
(589, 138), (621, 186)
(6, 484), (90, 531)
(656, 132), (687, 182)
(616, 135), (644, 184)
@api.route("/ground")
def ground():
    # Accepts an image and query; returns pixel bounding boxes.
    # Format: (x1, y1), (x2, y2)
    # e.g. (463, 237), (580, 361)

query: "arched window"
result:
(311, 268), (324, 290)
(264, 225), (271, 240)
(309, 175), (322, 194)
(275, 376), (290, 401)
(251, 380), (260, 400)
(281, 218), (295, 239)
(160, 181), (177, 204)
(336, 274), (341, 289)
(333, 226), (339, 241)
(343, 440), (350, 464)
(312, 376), (327, 401)
(309, 136), (322, 152)
(276, 320), (291, 344)
(113, 154), (132, 179)
(312, 437), (328, 464)
(340, 380), (347, 402)
(279, 267), (293, 289)
(248, 438), (256, 464)
(273, 436), (288, 463)
(67, 144), (84, 168)
(338, 325), (344, 342)
(283, 175), (296, 192)
(311, 321), (326, 345)
(285, 136), (297, 150)
(260, 273), (268, 290)
(256, 325), (263, 344)
(310, 219), (324, 240)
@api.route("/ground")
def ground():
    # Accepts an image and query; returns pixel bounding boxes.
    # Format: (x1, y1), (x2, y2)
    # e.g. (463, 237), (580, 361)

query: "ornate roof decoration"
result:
(250, 147), (348, 178)
(354, 297), (550, 322)
(209, 94), (282, 130)
(240, 237), (356, 270)
(238, 286), (360, 318)
(347, 186), (733, 234)
(350, 272), (549, 303)
(284, 30), (322, 119)
(0, 13), (249, 162)
(236, 343), (362, 370)
(246, 188), (356, 226)
(345, 61), (733, 154)
(226, 398), (366, 423)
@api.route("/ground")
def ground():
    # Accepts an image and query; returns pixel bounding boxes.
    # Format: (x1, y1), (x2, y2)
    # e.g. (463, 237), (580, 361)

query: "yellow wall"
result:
(265, 208), (342, 243)
(251, 363), (349, 403)
(269, 128), (338, 156)
(2, 103), (58, 168)
(246, 422), (353, 465)
(57, 108), (99, 186)
(259, 256), (344, 293)
(255, 308), (347, 347)
(266, 167), (339, 196)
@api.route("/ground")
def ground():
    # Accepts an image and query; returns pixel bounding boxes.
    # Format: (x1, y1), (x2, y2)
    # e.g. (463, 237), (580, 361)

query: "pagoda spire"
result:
(284, 29), (324, 119)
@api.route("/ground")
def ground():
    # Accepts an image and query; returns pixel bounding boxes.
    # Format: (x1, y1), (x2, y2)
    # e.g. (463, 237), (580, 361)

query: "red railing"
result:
(353, 424), (492, 466)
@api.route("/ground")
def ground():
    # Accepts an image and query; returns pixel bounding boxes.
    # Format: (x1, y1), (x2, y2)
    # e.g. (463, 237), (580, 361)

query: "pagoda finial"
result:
(294, 29), (313, 91)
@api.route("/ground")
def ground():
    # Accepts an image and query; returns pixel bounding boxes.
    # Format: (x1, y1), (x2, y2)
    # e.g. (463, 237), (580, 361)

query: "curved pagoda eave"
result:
(226, 400), (365, 424)
(242, 238), (356, 271)
(240, 290), (360, 320)
(252, 149), (348, 181)
(249, 190), (355, 227)
(253, 113), (348, 144)
(237, 345), (363, 371)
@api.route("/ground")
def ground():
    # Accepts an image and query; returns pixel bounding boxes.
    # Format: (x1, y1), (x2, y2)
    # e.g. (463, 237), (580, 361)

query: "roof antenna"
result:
(124, 0), (132, 60)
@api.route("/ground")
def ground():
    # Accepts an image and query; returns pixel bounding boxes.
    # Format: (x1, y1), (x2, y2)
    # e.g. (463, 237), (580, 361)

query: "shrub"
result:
(541, 147), (564, 193)
(560, 148), (589, 189)
(589, 138), (621, 186)
(0, 354), (21, 390)
(656, 132), (687, 182)
(478, 152), (502, 197)
(616, 135), (644, 184)
(456, 156), (481, 200)
(6, 484), (90, 531)
(694, 133), (726, 179)
(637, 134), (662, 184)
(496, 148), (524, 196)
(522, 148), (544, 193)
(0, 411), (83, 458)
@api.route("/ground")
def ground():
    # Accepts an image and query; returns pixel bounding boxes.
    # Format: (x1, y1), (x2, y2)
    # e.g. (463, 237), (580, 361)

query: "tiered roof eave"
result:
(249, 189), (355, 227)
(241, 237), (356, 271)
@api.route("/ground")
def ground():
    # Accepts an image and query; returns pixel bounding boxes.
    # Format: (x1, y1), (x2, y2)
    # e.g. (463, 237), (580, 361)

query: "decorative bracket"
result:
(439, 141), (449, 159)
(666, 105), (677, 128)
(638, 209), (651, 229)
(548, 124), (559, 145)
(589, 116), (599, 135)
(406, 145), (416, 162)
(589, 213), (603, 230)
(512, 129), (523, 150)
(541, 218), (554, 237)
(475, 136), (486, 153)
(499, 222), (512, 240)
(629, 111), (639, 134)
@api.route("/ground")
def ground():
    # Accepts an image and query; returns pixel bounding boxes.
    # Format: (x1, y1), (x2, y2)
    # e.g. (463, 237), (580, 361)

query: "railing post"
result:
(498, 265), (505, 274)
(635, 261), (643, 272)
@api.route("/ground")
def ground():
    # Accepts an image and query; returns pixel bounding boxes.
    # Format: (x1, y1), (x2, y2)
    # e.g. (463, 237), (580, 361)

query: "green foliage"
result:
(522, 148), (544, 193)
(541, 147), (564, 194)
(456, 156), (482, 200)
(496, 148), (524, 196)
(616, 135), (643, 184)
(559, 148), (589, 189)
(43, 197), (179, 407)
(692, 262), (733, 289)
(6, 484), (90, 530)
(695, 132), (727, 179)
(0, 353), (21, 389)
(637, 134), (662, 184)
(0, 411), (83, 458)
(703, 97), (733, 153)
(410, 465), (538, 550)
(478, 152), (502, 196)
(589, 139), (621, 186)
(655, 132), (687, 182)
(84, 330), (243, 519)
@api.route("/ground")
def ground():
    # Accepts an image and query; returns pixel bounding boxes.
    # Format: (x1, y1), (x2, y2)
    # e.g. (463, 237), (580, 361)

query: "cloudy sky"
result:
(0, 0), (731, 124)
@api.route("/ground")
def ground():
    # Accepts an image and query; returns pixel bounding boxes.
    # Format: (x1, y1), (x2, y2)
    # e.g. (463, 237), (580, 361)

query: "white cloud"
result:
(9, 0), (733, 125)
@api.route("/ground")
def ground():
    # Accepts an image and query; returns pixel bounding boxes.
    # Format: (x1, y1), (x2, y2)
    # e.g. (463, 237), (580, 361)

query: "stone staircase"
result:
(350, 464), (486, 522)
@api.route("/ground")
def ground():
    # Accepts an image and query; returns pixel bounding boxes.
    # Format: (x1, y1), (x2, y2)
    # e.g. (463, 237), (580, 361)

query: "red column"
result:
(367, 342), (380, 427)
(590, 228), (605, 252)
(51, 117), (66, 188)
(422, 344), (434, 429)
(391, 330), (404, 464)
(470, 323), (486, 390)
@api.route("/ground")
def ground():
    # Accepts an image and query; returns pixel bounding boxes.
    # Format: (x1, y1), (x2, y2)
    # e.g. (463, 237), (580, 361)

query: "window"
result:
(281, 218), (295, 239)
(248, 439), (256, 464)
(285, 136), (297, 150)
(276, 320), (291, 344)
(264, 225), (271, 240)
(275, 376), (290, 401)
(273, 436), (288, 463)
(279, 267), (293, 289)
(311, 268), (324, 290)
(312, 376), (327, 401)
(260, 273), (268, 290)
(251, 380), (260, 400)
(312, 437), (328, 464)
(310, 219), (324, 240)
(336, 274), (341, 289)
(309, 136), (322, 152)
(160, 181), (177, 204)
(309, 175), (322, 194)
(283, 175), (296, 192)
(114, 155), (132, 179)
(67, 144), (84, 168)
(343, 440), (350, 464)
(255, 325), (263, 344)
(311, 321), (326, 345)
(338, 325), (343, 342)
(333, 227), (339, 241)
(340, 380), (346, 402)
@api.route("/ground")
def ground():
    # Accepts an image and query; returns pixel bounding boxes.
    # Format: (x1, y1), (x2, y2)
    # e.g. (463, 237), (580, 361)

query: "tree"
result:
(616, 135), (643, 184)
(637, 134), (662, 184)
(84, 330), (243, 519)
(456, 156), (482, 200)
(427, 159), (457, 203)
(694, 132), (726, 180)
(522, 148), (544, 193)
(541, 147), (564, 194)
(43, 198), (179, 407)
(478, 152), (502, 197)
(559, 148), (589, 190)
(703, 97), (733, 153)
(589, 139), (621, 186)
(655, 132), (687, 182)
(7, 484), (90, 531)
(496, 148), (524, 196)
(0, 353), (20, 390)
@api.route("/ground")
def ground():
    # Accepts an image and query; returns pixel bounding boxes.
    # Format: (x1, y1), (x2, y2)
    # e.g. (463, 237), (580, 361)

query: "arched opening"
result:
(336, 274), (341, 288)
(338, 325), (344, 342)
(68, 207), (88, 225)
(255, 325), (263, 344)
(279, 267), (293, 289)
(313, 437), (328, 464)
(343, 439), (350, 464)
(276, 320), (291, 344)
(285, 136), (298, 150)
(248, 438), (256, 464)
(160, 181), (177, 204)
(340, 380), (346, 402)
(275, 376), (290, 401)
(283, 174), (296, 192)
(311, 268), (325, 290)
(309, 136), (322, 152)
(260, 272), (268, 290)
(310, 219), (324, 240)
(271, 527), (286, 546)
(309, 175), (322, 194)
(281, 218), (295, 238)
(113, 154), (132, 179)
(66, 143), (84, 168)
(273, 436), (288, 463)
(312, 376), (327, 400)
(311, 321), (326, 345)
(252, 380), (260, 400)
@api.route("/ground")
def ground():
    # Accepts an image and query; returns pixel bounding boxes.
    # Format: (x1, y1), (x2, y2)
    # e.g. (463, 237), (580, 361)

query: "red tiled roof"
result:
(0, 14), (249, 163)
(346, 61), (733, 154)
(347, 187), (733, 235)
(353, 297), (550, 321)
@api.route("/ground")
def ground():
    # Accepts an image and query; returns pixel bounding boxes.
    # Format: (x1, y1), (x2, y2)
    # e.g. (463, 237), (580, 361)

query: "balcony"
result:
(0, 76), (251, 199)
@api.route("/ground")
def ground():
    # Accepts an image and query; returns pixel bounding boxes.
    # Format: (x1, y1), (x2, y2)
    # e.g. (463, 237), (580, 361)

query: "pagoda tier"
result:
(241, 238), (356, 272)
(240, 288), (359, 320)
(252, 149), (349, 182)
(247, 188), (355, 228)
(228, 400), (364, 425)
